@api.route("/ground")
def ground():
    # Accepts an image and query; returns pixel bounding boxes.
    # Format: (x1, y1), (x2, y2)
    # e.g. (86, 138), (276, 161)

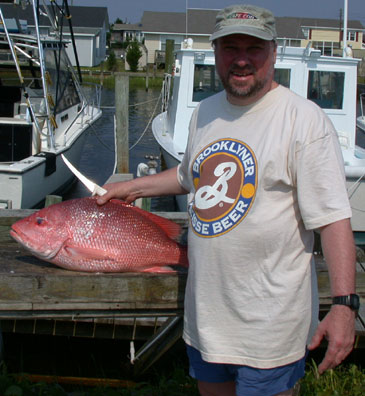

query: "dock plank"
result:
(0, 210), (364, 339)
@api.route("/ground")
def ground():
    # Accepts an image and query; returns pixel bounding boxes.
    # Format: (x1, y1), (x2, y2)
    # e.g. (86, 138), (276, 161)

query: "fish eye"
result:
(36, 217), (44, 225)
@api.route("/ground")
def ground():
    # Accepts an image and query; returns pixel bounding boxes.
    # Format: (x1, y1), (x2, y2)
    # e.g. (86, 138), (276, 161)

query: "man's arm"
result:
(96, 166), (188, 205)
(308, 218), (357, 374)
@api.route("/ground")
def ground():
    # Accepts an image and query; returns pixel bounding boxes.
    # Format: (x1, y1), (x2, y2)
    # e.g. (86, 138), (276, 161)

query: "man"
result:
(97, 4), (358, 396)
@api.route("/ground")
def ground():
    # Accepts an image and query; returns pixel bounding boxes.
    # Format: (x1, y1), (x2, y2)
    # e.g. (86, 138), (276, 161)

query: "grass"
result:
(0, 360), (364, 396)
(300, 360), (365, 396)
(81, 74), (163, 91)
(80, 60), (164, 90)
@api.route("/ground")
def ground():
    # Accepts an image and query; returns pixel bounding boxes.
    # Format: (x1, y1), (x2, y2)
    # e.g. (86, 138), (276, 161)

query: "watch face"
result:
(350, 294), (360, 310)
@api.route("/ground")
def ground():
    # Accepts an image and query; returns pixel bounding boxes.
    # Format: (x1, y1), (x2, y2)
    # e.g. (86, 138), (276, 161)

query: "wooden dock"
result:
(0, 209), (364, 348)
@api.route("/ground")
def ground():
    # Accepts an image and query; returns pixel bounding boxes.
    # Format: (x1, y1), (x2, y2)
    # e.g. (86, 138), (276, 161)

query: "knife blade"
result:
(61, 154), (107, 196)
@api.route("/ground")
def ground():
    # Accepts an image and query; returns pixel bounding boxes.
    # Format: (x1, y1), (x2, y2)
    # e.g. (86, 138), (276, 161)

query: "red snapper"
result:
(10, 197), (188, 273)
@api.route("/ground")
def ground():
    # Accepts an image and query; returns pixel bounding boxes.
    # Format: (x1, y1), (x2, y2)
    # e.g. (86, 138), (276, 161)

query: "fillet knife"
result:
(61, 154), (107, 196)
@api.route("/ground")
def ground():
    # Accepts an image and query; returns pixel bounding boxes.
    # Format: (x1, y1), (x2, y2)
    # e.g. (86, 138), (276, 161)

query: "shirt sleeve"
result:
(295, 119), (352, 230)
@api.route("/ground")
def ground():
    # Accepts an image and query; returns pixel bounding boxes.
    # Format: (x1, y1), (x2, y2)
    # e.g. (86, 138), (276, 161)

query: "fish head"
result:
(10, 204), (71, 261)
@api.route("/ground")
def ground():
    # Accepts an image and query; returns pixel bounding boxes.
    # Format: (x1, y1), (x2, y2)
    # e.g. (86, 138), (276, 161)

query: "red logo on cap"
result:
(230, 12), (257, 20)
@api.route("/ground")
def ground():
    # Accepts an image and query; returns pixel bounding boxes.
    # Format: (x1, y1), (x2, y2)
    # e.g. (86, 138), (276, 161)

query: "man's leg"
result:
(274, 389), (293, 396)
(198, 382), (295, 396)
(198, 380), (236, 396)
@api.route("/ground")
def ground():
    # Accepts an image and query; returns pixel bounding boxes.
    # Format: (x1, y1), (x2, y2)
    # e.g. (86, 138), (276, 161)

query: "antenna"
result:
(343, 0), (348, 57)
(185, 0), (188, 38)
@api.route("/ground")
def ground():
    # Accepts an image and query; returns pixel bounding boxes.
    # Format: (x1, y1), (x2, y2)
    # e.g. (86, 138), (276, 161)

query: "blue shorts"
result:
(186, 345), (306, 396)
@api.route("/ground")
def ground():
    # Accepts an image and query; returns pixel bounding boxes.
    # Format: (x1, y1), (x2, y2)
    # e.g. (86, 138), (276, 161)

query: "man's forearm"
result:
(97, 166), (188, 205)
(320, 218), (356, 296)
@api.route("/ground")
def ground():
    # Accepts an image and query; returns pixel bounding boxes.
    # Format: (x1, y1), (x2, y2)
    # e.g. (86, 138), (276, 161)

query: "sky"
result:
(70, 0), (365, 25)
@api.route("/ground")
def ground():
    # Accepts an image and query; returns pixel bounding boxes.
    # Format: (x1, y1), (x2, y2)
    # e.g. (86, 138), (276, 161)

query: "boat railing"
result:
(62, 82), (102, 145)
(161, 73), (172, 112)
(360, 93), (365, 120)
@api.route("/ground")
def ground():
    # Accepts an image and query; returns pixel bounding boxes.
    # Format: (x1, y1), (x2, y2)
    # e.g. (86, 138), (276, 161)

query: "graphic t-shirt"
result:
(177, 85), (352, 368)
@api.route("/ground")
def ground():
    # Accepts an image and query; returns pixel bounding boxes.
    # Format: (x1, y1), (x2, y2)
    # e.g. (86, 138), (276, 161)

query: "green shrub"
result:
(126, 40), (142, 72)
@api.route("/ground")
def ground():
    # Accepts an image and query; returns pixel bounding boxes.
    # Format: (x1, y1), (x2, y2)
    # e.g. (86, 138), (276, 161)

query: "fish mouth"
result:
(10, 228), (59, 260)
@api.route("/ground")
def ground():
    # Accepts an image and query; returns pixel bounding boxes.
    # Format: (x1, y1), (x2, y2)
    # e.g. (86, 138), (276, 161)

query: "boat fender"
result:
(35, 152), (57, 176)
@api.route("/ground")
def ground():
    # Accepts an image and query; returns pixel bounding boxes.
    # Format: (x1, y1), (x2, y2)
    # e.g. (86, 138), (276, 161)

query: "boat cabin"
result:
(162, 45), (361, 163)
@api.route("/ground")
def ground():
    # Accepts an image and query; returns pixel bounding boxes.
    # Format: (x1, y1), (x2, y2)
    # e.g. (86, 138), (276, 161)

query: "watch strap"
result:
(332, 294), (360, 311)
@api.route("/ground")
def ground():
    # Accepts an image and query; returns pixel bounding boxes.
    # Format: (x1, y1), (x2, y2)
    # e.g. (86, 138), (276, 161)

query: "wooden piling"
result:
(165, 40), (175, 75)
(115, 73), (129, 173)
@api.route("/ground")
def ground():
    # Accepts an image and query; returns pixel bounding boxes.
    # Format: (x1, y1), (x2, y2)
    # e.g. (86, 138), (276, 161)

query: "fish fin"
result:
(141, 266), (177, 274)
(64, 245), (112, 261)
(110, 199), (182, 240)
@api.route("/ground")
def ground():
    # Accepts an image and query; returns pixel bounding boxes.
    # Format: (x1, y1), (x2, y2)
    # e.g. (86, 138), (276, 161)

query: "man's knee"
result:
(274, 388), (294, 396)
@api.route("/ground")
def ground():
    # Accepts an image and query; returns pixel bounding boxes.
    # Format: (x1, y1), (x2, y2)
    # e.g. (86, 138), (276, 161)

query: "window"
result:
(274, 68), (291, 88)
(44, 47), (81, 114)
(307, 71), (344, 109)
(347, 31), (356, 41)
(192, 65), (223, 102)
(302, 28), (310, 40)
(312, 41), (338, 56)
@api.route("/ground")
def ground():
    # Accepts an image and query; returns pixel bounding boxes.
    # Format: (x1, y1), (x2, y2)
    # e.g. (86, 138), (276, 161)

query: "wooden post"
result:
(115, 73), (129, 173)
(44, 195), (62, 207)
(165, 39), (175, 75)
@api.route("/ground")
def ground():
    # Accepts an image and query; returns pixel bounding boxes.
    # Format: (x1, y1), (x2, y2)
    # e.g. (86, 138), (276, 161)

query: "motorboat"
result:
(152, 40), (365, 235)
(0, 0), (102, 209)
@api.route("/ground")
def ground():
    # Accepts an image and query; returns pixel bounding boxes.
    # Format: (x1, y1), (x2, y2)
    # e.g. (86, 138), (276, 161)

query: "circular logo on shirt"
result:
(189, 138), (257, 237)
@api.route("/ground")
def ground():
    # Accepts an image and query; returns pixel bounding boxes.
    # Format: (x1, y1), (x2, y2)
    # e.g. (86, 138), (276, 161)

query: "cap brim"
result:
(210, 26), (274, 41)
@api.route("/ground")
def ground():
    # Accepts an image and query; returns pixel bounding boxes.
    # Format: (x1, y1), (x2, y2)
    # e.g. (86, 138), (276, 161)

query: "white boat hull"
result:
(0, 106), (102, 209)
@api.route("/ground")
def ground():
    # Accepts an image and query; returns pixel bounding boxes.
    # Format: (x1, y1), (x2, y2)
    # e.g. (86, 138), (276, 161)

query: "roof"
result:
(141, 11), (187, 33)
(138, 8), (364, 37)
(0, 3), (109, 29)
(113, 23), (142, 32)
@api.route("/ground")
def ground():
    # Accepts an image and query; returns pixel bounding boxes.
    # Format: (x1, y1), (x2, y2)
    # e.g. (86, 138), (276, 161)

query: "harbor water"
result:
(63, 87), (177, 211)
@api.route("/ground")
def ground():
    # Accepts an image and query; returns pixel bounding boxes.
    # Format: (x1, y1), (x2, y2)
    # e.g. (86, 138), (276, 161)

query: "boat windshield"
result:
(274, 69), (291, 88)
(307, 71), (344, 110)
(192, 65), (223, 102)
(44, 45), (81, 114)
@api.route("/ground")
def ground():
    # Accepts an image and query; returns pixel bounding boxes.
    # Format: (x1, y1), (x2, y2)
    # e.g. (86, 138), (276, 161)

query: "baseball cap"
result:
(210, 4), (277, 42)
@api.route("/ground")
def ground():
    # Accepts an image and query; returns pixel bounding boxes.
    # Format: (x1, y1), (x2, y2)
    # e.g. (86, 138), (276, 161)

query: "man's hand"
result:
(308, 304), (355, 374)
(96, 181), (136, 205)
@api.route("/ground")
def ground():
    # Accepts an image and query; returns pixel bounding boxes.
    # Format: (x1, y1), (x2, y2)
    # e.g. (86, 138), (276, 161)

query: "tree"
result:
(126, 40), (142, 72)
(106, 51), (117, 71)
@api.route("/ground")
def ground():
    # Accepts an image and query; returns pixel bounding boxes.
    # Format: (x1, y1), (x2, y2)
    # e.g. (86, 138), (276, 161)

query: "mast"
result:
(343, 0), (348, 57)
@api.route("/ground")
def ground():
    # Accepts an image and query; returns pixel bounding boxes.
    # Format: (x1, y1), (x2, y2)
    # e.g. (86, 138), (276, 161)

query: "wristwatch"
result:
(332, 294), (360, 311)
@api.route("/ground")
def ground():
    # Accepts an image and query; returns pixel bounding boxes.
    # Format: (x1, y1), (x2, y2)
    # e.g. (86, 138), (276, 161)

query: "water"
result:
(63, 87), (177, 211)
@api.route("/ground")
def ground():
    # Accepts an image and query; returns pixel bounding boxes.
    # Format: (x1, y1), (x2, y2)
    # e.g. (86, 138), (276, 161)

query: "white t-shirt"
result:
(177, 85), (351, 368)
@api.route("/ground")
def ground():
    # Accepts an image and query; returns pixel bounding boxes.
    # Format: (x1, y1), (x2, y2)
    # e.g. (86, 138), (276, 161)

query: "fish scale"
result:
(10, 197), (188, 273)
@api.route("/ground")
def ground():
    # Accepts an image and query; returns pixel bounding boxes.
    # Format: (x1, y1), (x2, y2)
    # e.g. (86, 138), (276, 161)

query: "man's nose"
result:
(233, 49), (250, 64)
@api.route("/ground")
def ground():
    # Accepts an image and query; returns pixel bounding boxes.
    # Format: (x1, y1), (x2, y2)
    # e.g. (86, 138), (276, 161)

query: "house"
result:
(276, 17), (365, 56)
(110, 8), (365, 70)
(110, 22), (143, 61)
(0, 3), (109, 67)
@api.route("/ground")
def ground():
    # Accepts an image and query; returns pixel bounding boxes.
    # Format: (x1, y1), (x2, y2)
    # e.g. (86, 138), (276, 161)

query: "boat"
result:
(152, 40), (365, 234)
(0, 0), (102, 209)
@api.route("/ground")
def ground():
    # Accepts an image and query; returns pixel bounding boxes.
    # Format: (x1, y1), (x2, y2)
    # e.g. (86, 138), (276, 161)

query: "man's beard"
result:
(220, 65), (270, 100)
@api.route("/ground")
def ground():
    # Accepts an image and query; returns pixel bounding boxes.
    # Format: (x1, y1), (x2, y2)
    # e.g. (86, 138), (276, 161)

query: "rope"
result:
(129, 97), (160, 107)
(87, 122), (114, 152)
(99, 97), (160, 110)
(129, 90), (162, 151)
(87, 91), (162, 153)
